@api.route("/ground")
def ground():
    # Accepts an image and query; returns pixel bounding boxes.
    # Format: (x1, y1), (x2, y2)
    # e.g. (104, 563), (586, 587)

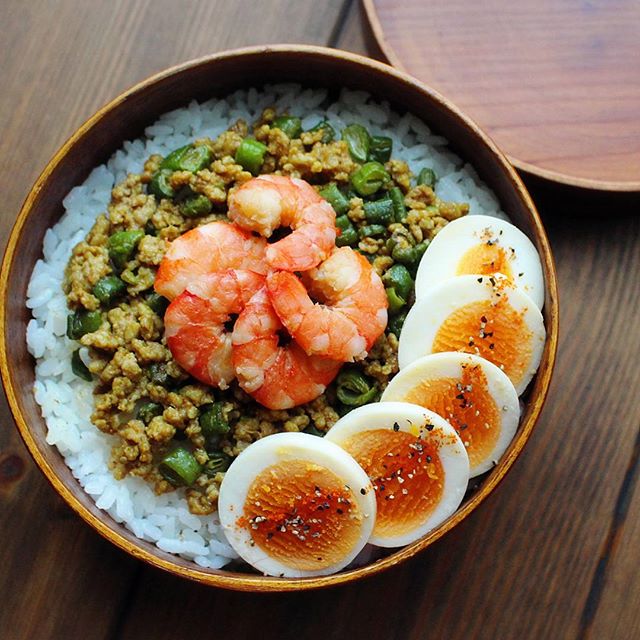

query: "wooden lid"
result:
(365, 0), (640, 191)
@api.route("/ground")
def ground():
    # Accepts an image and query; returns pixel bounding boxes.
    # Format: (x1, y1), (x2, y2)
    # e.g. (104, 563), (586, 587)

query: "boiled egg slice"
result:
(381, 353), (520, 477)
(325, 402), (469, 547)
(218, 432), (376, 577)
(399, 274), (545, 395)
(415, 214), (545, 309)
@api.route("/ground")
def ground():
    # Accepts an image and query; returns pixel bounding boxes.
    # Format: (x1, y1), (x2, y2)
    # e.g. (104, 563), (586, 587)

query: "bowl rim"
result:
(0, 43), (559, 591)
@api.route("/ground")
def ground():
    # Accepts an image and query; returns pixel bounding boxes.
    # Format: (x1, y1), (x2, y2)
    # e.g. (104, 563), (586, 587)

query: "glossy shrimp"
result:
(154, 221), (268, 301)
(266, 247), (388, 363)
(232, 287), (342, 409)
(164, 269), (265, 389)
(227, 175), (336, 271)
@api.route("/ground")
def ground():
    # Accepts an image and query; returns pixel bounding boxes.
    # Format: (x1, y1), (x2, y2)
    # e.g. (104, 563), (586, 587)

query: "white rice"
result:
(25, 84), (506, 570)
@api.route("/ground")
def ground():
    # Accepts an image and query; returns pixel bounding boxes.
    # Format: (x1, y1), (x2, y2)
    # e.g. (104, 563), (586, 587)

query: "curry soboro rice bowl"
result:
(26, 84), (508, 571)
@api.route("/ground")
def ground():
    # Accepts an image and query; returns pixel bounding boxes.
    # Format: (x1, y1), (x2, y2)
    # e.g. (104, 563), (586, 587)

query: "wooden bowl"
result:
(0, 45), (558, 591)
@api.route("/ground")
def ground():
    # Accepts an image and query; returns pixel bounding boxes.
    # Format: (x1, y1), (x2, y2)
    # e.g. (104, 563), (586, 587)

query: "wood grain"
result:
(590, 430), (640, 638)
(364, 0), (640, 191)
(1, 0), (639, 638)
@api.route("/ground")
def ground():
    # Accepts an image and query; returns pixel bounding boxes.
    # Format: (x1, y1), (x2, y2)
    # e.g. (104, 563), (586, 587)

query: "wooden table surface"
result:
(1, 2), (638, 639)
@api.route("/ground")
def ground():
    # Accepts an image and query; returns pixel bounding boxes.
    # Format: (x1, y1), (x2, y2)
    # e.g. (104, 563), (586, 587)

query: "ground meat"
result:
(210, 128), (246, 159)
(387, 159), (413, 192)
(64, 112), (469, 515)
(364, 333), (400, 388)
(108, 175), (157, 230)
(65, 242), (111, 310)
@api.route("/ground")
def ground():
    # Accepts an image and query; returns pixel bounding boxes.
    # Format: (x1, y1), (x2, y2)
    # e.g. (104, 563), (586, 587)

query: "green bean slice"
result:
(303, 425), (325, 437)
(382, 264), (414, 301)
(149, 169), (175, 201)
(389, 187), (406, 222)
(363, 196), (394, 224)
(235, 138), (267, 176)
(272, 115), (302, 139)
(306, 119), (335, 143)
(386, 287), (406, 314)
(335, 215), (352, 232)
(359, 224), (387, 239)
(161, 144), (212, 173)
(66, 309), (102, 340)
(180, 145), (212, 172)
(417, 167), (437, 188)
(413, 241), (429, 264)
(108, 229), (144, 270)
(342, 124), (371, 163)
(391, 244), (418, 265)
(93, 275), (127, 305)
(159, 447), (202, 486)
(145, 292), (169, 316)
(336, 227), (359, 247)
(136, 402), (163, 424)
(388, 311), (407, 337)
(199, 403), (230, 438)
(319, 183), (350, 215)
(204, 451), (232, 476)
(350, 162), (390, 196)
(147, 363), (173, 387)
(368, 135), (392, 163)
(159, 145), (190, 171)
(180, 194), (212, 218)
(71, 349), (92, 381)
(335, 215), (358, 246)
(336, 367), (378, 407)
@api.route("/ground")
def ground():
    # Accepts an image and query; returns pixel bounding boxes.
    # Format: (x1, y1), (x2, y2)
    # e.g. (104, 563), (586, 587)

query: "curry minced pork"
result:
(64, 110), (469, 515)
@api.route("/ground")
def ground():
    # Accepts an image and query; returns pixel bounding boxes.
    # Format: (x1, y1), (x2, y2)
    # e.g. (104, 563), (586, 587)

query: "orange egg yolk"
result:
(240, 460), (363, 571)
(456, 241), (514, 281)
(343, 429), (444, 538)
(404, 364), (500, 469)
(431, 298), (532, 388)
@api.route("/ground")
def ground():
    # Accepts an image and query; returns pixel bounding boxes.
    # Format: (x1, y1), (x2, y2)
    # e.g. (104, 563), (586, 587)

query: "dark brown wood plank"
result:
(0, 2), (347, 639)
(329, 0), (385, 60)
(588, 431), (640, 639)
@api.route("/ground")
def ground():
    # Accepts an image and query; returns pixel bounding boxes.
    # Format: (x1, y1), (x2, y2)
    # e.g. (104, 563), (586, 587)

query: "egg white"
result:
(218, 432), (376, 578)
(326, 402), (469, 547)
(399, 274), (546, 395)
(381, 353), (520, 477)
(415, 214), (545, 310)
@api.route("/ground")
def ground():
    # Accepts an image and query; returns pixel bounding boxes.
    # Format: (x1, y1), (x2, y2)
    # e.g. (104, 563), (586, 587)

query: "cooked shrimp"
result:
(232, 287), (342, 409)
(227, 175), (336, 271)
(154, 221), (268, 300)
(164, 270), (265, 389)
(266, 247), (388, 362)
